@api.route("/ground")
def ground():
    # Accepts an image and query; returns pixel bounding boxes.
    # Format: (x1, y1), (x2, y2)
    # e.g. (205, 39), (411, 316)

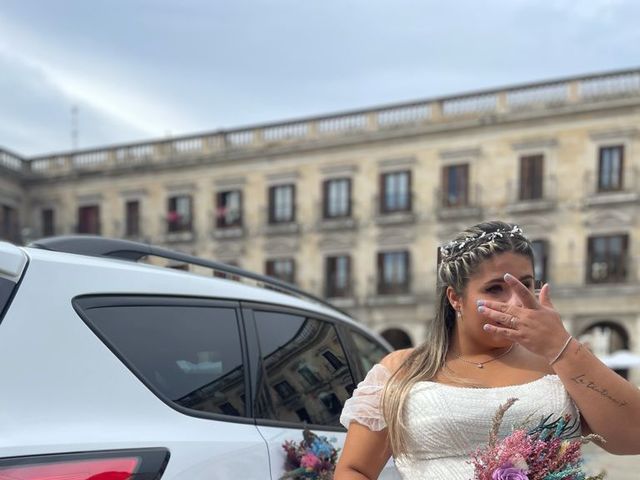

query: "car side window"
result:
(253, 310), (356, 427)
(79, 301), (247, 418)
(351, 330), (389, 373)
(0, 278), (17, 324)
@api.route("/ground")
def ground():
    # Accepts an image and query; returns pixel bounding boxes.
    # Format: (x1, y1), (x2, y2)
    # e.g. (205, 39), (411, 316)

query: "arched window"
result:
(381, 328), (414, 350)
(579, 321), (630, 379)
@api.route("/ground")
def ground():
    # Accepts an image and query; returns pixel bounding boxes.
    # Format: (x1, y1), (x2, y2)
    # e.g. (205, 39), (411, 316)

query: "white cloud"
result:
(0, 0), (638, 155)
(0, 14), (196, 139)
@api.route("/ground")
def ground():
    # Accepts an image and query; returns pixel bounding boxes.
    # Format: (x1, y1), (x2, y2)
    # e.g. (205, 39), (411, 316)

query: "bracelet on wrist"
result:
(549, 335), (573, 366)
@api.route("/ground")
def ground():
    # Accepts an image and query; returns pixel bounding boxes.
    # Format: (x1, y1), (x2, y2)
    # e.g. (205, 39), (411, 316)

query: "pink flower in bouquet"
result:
(280, 428), (341, 479)
(300, 452), (321, 470)
(472, 398), (606, 480)
(507, 453), (529, 472)
(491, 464), (528, 480)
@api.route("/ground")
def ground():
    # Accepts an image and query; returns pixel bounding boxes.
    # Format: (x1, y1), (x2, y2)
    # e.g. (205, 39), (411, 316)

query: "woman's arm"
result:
(479, 275), (640, 455)
(335, 349), (411, 479)
(334, 423), (392, 480)
(551, 337), (640, 454)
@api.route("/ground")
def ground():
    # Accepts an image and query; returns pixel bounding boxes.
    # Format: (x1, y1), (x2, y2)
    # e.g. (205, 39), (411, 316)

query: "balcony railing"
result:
(373, 193), (416, 225)
(583, 166), (640, 206)
(505, 175), (558, 213)
(434, 185), (483, 220)
(113, 217), (150, 241)
(314, 200), (358, 232)
(0, 149), (26, 173)
(209, 210), (246, 240)
(14, 68), (639, 177)
(260, 206), (300, 236)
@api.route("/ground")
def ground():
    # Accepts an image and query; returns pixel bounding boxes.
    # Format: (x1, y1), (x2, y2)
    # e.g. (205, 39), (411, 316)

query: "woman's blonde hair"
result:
(380, 220), (535, 457)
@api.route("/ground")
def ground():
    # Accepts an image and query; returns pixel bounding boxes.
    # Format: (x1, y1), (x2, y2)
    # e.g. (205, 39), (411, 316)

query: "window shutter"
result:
(460, 165), (469, 206)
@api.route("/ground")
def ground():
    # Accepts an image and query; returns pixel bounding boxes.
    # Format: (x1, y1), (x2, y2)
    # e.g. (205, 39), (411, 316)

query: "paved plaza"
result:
(583, 443), (640, 480)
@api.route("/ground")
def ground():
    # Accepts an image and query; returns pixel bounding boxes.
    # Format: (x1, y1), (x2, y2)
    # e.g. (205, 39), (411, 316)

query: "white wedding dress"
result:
(340, 364), (580, 480)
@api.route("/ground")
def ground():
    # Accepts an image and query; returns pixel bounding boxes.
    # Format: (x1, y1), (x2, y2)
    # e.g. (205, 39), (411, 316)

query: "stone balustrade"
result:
(2, 68), (639, 177)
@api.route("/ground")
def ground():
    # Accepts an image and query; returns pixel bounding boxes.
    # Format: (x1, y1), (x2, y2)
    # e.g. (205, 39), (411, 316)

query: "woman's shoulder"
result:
(379, 348), (415, 374)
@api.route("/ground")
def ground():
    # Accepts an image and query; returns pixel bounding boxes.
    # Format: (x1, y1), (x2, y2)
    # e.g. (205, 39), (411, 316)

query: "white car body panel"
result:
(0, 244), (398, 478)
(0, 250), (271, 478)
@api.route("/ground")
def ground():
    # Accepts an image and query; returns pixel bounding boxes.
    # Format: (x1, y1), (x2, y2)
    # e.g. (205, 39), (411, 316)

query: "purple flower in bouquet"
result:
(491, 464), (528, 480)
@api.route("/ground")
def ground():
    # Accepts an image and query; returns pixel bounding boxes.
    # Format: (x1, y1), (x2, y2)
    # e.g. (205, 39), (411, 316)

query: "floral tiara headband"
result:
(438, 225), (525, 265)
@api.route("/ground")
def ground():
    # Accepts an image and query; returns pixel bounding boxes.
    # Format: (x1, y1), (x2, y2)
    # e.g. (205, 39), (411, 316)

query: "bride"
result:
(335, 220), (640, 479)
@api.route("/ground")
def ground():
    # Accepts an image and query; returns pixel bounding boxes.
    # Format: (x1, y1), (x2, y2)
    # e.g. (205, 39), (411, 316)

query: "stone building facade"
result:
(2, 68), (640, 381)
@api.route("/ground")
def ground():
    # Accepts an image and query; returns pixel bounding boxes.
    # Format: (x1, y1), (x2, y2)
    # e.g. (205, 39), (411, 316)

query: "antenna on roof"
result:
(71, 105), (79, 150)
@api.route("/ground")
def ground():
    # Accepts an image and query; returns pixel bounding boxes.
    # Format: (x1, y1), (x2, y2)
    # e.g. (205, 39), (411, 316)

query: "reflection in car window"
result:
(81, 303), (247, 417)
(253, 310), (355, 427)
(352, 330), (389, 373)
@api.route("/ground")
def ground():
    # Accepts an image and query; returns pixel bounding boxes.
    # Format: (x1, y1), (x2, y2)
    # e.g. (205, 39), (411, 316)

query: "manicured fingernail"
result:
(477, 305), (485, 312)
(504, 273), (514, 281)
(483, 324), (492, 331)
(477, 299), (485, 306)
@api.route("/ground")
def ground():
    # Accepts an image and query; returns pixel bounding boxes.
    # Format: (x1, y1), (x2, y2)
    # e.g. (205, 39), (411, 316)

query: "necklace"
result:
(454, 344), (515, 369)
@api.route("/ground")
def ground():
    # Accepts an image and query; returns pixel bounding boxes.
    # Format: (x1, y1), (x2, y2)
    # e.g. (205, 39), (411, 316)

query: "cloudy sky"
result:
(1, 0), (638, 156)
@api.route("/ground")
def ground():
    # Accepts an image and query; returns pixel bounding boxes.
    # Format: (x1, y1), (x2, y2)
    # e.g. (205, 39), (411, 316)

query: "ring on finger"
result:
(509, 316), (518, 328)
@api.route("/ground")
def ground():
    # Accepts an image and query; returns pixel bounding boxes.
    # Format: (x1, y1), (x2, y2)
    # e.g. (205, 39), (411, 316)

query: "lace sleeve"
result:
(340, 363), (391, 431)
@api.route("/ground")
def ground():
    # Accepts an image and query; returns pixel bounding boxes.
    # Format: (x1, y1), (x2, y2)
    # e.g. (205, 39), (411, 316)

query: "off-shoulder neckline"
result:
(372, 363), (559, 391)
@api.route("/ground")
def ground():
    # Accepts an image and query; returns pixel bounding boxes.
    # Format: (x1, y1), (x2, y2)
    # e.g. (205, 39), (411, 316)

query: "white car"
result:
(0, 236), (399, 479)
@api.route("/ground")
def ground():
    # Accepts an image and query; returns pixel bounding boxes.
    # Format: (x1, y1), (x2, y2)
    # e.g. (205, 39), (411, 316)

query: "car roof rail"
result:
(28, 235), (349, 317)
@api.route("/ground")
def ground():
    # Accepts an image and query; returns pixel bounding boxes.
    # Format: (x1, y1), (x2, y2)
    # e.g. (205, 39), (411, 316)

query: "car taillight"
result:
(0, 448), (169, 480)
(0, 457), (138, 479)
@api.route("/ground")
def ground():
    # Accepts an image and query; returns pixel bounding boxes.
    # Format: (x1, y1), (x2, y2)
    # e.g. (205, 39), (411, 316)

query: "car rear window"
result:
(76, 298), (248, 419)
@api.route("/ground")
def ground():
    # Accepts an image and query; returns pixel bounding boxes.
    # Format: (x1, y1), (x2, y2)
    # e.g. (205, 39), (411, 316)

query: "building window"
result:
(0, 205), (19, 242)
(216, 190), (242, 228)
(520, 155), (544, 200)
(268, 184), (295, 224)
(319, 392), (342, 415)
(125, 200), (140, 237)
(323, 178), (351, 218)
(77, 205), (100, 234)
(41, 208), (55, 237)
(167, 195), (193, 233)
(380, 171), (411, 213)
(322, 350), (345, 370)
(379, 328), (413, 350)
(587, 234), (628, 284)
(377, 251), (410, 294)
(598, 146), (624, 192)
(531, 240), (548, 284)
(442, 164), (469, 207)
(325, 255), (351, 298)
(265, 258), (295, 284)
(298, 365), (320, 386)
(295, 408), (312, 423)
(273, 380), (296, 400)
